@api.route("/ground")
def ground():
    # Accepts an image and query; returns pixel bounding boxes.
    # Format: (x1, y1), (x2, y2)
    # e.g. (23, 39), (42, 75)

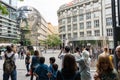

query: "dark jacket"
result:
(56, 69), (80, 80)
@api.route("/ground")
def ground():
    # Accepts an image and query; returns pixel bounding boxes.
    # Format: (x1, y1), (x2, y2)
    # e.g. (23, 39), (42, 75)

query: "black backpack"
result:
(3, 54), (16, 74)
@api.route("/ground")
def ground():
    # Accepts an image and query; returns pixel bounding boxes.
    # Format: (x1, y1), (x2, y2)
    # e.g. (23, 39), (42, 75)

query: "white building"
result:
(0, 0), (19, 43)
(57, 0), (115, 48)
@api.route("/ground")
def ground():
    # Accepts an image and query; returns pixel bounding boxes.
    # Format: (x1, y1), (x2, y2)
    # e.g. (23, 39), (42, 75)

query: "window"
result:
(107, 28), (113, 36)
(106, 17), (112, 26)
(67, 25), (71, 31)
(94, 20), (99, 27)
(87, 31), (92, 36)
(93, 11), (100, 18)
(67, 10), (72, 16)
(80, 32), (84, 37)
(73, 8), (77, 15)
(105, 0), (111, 4)
(68, 33), (71, 39)
(61, 26), (65, 32)
(79, 7), (84, 14)
(67, 17), (71, 23)
(94, 30), (100, 36)
(86, 21), (91, 29)
(72, 16), (77, 22)
(105, 8), (111, 15)
(62, 11), (66, 17)
(93, 2), (100, 8)
(79, 14), (84, 21)
(86, 13), (91, 19)
(86, 4), (91, 10)
(73, 33), (77, 38)
(73, 24), (77, 30)
(62, 19), (66, 24)
(79, 23), (84, 29)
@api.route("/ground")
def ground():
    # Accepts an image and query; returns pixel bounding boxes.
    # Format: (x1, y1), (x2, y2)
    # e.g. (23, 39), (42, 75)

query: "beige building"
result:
(57, 0), (114, 48)
(47, 22), (59, 35)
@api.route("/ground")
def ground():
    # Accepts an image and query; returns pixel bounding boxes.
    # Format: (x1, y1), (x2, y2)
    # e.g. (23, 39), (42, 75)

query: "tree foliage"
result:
(0, 0), (24, 15)
(0, 3), (9, 14)
(46, 34), (61, 47)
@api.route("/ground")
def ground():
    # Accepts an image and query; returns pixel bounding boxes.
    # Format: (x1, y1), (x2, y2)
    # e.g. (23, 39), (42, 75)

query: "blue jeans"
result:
(3, 69), (17, 80)
(26, 63), (30, 72)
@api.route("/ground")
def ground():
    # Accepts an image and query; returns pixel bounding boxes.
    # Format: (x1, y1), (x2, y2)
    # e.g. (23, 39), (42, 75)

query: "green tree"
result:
(46, 34), (61, 48)
(0, 0), (24, 15)
(0, 3), (8, 14)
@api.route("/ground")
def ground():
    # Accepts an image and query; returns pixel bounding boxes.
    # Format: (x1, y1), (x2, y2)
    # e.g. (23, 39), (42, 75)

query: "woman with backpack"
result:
(3, 45), (17, 80)
(56, 54), (80, 80)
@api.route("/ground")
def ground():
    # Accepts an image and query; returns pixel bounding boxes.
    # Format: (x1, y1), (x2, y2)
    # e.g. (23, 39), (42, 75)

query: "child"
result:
(25, 51), (31, 76)
(49, 57), (56, 73)
(52, 63), (58, 80)
(34, 57), (49, 80)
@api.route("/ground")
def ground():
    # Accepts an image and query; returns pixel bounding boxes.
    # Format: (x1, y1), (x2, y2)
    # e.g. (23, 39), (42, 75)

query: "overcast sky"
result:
(18, 0), (71, 26)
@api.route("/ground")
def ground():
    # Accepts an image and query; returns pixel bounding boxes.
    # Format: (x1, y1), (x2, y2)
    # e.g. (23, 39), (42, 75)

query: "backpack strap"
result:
(5, 53), (14, 60)
(10, 54), (15, 59)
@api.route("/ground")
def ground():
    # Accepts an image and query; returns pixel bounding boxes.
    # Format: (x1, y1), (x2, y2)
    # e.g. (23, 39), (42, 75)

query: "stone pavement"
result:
(0, 49), (96, 80)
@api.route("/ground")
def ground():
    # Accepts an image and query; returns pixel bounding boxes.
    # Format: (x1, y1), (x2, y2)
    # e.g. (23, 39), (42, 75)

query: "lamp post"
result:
(111, 0), (120, 70)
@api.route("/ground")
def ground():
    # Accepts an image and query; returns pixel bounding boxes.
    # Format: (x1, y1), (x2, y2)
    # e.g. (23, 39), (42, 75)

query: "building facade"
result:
(0, 0), (19, 43)
(57, 0), (115, 48)
(18, 6), (48, 46)
(47, 22), (59, 35)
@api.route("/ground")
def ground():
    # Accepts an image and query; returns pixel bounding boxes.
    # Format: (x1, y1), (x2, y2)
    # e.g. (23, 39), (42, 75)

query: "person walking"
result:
(56, 54), (80, 80)
(76, 50), (92, 80)
(25, 51), (31, 76)
(94, 55), (119, 80)
(3, 46), (17, 80)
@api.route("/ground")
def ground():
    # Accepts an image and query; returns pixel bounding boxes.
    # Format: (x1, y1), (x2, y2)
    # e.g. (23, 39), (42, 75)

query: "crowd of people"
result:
(1, 44), (120, 80)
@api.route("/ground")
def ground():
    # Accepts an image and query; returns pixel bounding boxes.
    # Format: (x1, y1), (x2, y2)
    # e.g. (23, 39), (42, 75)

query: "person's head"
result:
(82, 50), (89, 60)
(26, 51), (31, 56)
(11, 44), (16, 53)
(62, 54), (77, 73)
(75, 47), (80, 53)
(49, 57), (56, 64)
(6, 46), (12, 53)
(96, 55), (114, 74)
(109, 48), (113, 54)
(52, 63), (58, 71)
(104, 47), (109, 53)
(39, 57), (45, 64)
(34, 50), (39, 56)
(64, 46), (70, 53)
(116, 45), (120, 59)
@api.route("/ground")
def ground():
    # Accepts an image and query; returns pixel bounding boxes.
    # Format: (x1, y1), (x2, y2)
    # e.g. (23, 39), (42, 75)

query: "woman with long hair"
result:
(94, 55), (119, 80)
(56, 54), (80, 80)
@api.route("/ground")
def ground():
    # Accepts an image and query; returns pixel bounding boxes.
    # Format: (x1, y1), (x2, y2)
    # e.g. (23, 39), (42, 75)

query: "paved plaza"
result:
(0, 49), (96, 80)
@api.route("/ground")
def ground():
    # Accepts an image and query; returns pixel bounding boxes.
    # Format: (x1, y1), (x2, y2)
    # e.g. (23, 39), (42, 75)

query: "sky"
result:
(18, 0), (72, 26)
